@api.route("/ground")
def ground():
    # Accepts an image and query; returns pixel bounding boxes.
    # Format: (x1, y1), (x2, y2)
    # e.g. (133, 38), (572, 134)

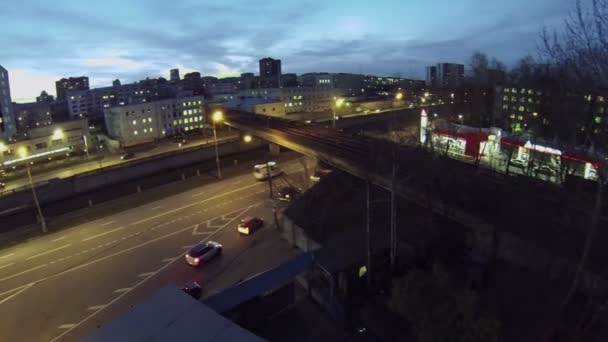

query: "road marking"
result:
(0, 262), (46, 283)
(131, 182), (261, 227)
(232, 180), (242, 185)
(58, 324), (77, 329)
(48, 204), (254, 342)
(0, 263), (14, 270)
(150, 206), (162, 210)
(87, 305), (107, 311)
(82, 225), (127, 242)
(0, 253), (14, 259)
(51, 236), (66, 242)
(25, 244), (72, 260)
(113, 288), (131, 293)
(0, 283), (34, 305)
(101, 220), (116, 226)
(138, 272), (155, 278)
(181, 245), (195, 249)
(161, 257), (176, 262)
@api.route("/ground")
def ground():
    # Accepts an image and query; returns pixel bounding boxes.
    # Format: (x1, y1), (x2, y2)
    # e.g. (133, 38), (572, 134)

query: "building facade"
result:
(281, 73), (298, 87)
(55, 76), (89, 100)
(259, 57), (282, 88)
(426, 66), (438, 88)
(239, 87), (338, 114)
(300, 73), (333, 88)
(223, 98), (286, 118)
(426, 63), (465, 88)
(104, 95), (205, 146)
(170, 69), (180, 82)
(13, 101), (53, 134)
(36, 91), (54, 103)
(0, 118), (90, 167)
(0, 65), (16, 140)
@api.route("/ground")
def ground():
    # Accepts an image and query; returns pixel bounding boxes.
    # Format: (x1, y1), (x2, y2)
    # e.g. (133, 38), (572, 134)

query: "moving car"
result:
(184, 241), (222, 266)
(120, 152), (135, 160)
(509, 158), (527, 169)
(277, 186), (302, 202)
(237, 216), (264, 235)
(253, 161), (282, 180)
(181, 281), (202, 300)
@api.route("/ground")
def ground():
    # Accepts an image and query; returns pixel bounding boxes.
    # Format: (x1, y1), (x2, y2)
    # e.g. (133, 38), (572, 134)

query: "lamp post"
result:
(332, 97), (344, 129)
(212, 111), (223, 179)
(18, 147), (47, 233)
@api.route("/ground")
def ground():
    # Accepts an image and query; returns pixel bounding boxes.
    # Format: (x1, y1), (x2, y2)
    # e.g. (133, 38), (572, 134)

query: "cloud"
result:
(7, 69), (62, 103)
(211, 63), (242, 78)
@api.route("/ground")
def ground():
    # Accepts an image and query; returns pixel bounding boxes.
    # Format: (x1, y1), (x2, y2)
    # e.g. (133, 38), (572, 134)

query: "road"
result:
(0, 156), (309, 342)
(0, 133), (238, 193)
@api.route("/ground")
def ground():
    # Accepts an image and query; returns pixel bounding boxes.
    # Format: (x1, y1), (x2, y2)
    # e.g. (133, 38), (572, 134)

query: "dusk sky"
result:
(1, 0), (573, 102)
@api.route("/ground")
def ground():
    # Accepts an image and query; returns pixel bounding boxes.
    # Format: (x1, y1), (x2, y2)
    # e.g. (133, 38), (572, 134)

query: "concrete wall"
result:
(0, 138), (263, 213)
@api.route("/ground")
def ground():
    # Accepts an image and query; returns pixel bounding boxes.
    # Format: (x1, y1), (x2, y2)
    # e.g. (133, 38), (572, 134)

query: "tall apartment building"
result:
(104, 95), (205, 146)
(170, 69), (180, 82)
(426, 63), (465, 88)
(55, 76), (89, 100)
(13, 101), (53, 134)
(259, 57), (282, 88)
(0, 65), (16, 140)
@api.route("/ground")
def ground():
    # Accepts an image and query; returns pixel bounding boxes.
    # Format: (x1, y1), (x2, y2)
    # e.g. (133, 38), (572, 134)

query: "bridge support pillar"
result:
(269, 143), (281, 156)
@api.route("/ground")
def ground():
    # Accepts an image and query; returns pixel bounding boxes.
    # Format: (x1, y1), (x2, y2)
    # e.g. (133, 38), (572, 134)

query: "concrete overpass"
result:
(224, 110), (608, 293)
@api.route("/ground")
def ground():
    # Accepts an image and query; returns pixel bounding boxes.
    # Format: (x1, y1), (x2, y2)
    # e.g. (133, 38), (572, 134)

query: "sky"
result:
(0, 0), (574, 102)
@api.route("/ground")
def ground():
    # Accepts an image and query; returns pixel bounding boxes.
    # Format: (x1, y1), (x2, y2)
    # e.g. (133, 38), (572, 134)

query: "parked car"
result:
(509, 159), (527, 169)
(237, 216), (264, 235)
(184, 241), (222, 266)
(534, 165), (556, 177)
(277, 186), (302, 202)
(120, 152), (135, 160)
(181, 281), (202, 300)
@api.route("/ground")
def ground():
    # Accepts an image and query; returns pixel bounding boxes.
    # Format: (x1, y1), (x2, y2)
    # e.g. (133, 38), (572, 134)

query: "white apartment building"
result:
(238, 87), (338, 114)
(104, 95), (205, 146)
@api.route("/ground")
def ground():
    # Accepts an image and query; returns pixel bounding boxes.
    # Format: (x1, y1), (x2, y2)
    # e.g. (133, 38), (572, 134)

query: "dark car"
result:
(277, 186), (302, 202)
(181, 281), (202, 300)
(120, 152), (135, 160)
(184, 241), (222, 266)
(237, 216), (264, 235)
(0, 182), (5, 189)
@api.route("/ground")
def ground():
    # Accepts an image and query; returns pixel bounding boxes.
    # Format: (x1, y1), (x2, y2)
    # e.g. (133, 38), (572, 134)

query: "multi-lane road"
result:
(0, 156), (309, 341)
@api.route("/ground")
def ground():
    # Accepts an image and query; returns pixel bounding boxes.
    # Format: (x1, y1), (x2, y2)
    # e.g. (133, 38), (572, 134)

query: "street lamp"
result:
(18, 147), (47, 233)
(395, 92), (403, 100)
(243, 134), (252, 143)
(333, 97), (344, 129)
(212, 111), (223, 179)
(52, 129), (64, 140)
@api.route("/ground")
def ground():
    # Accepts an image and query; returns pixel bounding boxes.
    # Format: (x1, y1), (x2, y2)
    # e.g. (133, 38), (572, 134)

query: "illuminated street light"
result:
(424, 92), (430, 98)
(395, 92), (403, 100)
(243, 134), (253, 143)
(332, 98), (345, 129)
(212, 111), (223, 179)
(52, 129), (64, 140)
(18, 147), (47, 233)
(212, 111), (223, 123)
(421, 97), (426, 104)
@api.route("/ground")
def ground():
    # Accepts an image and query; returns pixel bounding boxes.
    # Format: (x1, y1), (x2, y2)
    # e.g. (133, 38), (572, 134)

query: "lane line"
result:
(49, 204), (254, 342)
(161, 258), (176, 262)
(58, 324), (77, 330)
(51, 236), (66, 242)
(0, 263), (14, 270)
(181, 245), (195, 249)
(150, 206), (162, 210)
(82, 225), (127, 242)
(133, 182), (261, 225)
(0, 283), (34, 305)
(100, 220), (116, 226)
(138, 272), (155, 278)
(25, 244), (72, 260)
(113, 288), (131, 293)
(87, 305), (107, 311)
(0, 253), (14, 259)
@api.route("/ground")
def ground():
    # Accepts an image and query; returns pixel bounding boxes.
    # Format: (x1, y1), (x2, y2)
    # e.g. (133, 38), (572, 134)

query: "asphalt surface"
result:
(0, 133), (238, 193)
(0, 156), (309, 342)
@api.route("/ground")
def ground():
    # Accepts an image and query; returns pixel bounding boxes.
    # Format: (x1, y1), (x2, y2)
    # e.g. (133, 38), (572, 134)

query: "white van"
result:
(253, 161), (282, 180)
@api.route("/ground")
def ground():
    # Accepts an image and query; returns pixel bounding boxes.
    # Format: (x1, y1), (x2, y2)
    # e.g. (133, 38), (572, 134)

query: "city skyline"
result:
(2, 0), (572, 101)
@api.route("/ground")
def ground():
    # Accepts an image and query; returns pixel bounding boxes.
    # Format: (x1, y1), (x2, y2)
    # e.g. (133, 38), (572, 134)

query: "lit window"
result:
(150, 128), (153, 132)
(518, 106), (525, 111)
(144, 128), (148, 133)
(528, 98), (533, 103)
(510, 114), (516, 119)
(184, 127), (189, 131)
(148, 117), (152, 122)
(595, 117), (602, 124)
(183, 110), (188, 115)
(178, 119), (183, 124)
(134, 130), (138, 135)
(198, 101), (202, 105)
(132, 120), (136, 125)
(173, 120), (177, 125)
(502, 104), (509, 110)
(141, 119), (145, 123)
(162, 130), (166, 135)
(503, 96), (509, 101)
(518, 115), (523, 120)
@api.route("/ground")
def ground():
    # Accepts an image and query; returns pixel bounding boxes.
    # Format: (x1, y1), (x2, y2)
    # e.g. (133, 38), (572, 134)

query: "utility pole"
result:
(366, 179), (372, 287)
(266, 161), (274, 198)
(25, 161), (47, 233)
(390, 149), (397, 271)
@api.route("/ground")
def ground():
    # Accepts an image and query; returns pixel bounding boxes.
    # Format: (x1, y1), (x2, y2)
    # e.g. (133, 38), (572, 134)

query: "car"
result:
(310, 168), (332, 182)
(120, 152), (135, 160)
(181, 281), (202, 300)
(0, 182), (5, 189)
(509, 158), (527, 169)
(184, 241), (222, 266)
(534, 165), (556, 177)
(237, 216), (264, 235)
(277, 186), (302, 202)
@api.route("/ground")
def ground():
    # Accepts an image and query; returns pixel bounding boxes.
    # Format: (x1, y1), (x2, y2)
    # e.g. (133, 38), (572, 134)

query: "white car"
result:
(185, 241), (222, 266)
